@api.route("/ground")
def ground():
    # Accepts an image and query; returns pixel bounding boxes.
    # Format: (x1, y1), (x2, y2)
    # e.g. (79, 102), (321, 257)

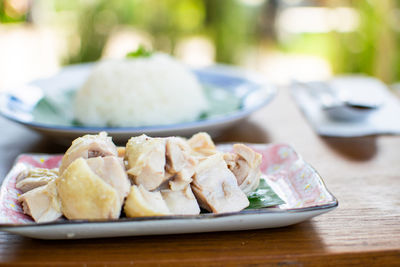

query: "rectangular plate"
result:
(0, 143), (338, 239)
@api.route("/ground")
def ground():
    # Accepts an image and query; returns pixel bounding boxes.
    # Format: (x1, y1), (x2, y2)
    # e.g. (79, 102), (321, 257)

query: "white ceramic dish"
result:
(0, 64), (276, 143)
(0, 143), (338, 240)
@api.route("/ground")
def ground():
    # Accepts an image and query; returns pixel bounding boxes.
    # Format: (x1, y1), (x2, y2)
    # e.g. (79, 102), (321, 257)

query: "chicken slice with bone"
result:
(192, 153), (249, 213)
(224, 144), (262, 195)
(125, 135), (168, 191)
(18, 180), (62, 223)
(56, 158), (121, 220)
(16, 167), (58, 193)
(59, 132), (118, 175)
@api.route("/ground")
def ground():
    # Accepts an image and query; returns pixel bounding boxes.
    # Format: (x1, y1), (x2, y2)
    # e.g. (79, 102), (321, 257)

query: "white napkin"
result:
(290, 76), (400, 137)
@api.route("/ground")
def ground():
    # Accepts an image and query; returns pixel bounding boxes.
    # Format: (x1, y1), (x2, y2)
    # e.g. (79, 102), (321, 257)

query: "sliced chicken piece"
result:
(187, 132), (217, 157)
(161, 186), (200, 215)
(165, 137), (191, 173)
(16, 168), (58, 193)
(224, 144), (262, 195)
(56, 158), (121, 220)
(165, 137), (196, 191)
(59, 132), (118, 175)
(192, 153), (249, 213)
(18, 180), (62, 223)
(125, 135), (168, 190)
(124, 185), (170, 217)
(85, 156), (131, 203)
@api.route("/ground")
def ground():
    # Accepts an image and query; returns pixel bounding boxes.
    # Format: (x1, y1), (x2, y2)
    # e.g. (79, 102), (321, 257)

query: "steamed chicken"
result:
(17, 132), (262, 223)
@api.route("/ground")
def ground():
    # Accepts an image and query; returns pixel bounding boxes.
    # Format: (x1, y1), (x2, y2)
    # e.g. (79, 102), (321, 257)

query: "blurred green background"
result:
(0, 0), (399, 88)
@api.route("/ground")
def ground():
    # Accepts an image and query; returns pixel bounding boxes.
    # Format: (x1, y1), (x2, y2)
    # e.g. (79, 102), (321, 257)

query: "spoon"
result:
(296, 81), (382, 121)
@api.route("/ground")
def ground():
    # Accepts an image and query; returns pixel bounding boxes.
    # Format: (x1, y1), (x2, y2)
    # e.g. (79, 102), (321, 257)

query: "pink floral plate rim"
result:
(0, 143), (338, 227)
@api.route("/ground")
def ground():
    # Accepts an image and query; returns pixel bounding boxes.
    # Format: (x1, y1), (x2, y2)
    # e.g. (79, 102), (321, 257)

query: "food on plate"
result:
(18, 180), (62, 223)
(125, 135), (168, 191)
(124, 185), (171, 217)
(16, 131), (264, 223)
(192, 153), (249, 213)
(17, 168), (62, 222)
(16, 168), (58, 193)
(57, 158), (122, 220)
(165, 137), (196, 191)
(187, 132), (217, 157)
(74, 53), (208, 127)
(59, 131), (118, 174)
(123, 135), (201, 216)
(224, 144), (262, 195)
(160, 186), (200, 215)
(85, 156), (130, 204)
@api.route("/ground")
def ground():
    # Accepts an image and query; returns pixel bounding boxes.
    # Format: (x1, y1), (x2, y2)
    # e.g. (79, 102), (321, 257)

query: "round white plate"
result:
(0, 64), (276, 143)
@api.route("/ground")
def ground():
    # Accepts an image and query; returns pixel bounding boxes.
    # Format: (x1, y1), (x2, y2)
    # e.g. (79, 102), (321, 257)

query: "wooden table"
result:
(0, 86), (399, 266)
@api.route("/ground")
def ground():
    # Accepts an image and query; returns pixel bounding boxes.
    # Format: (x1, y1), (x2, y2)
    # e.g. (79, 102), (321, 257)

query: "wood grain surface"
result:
(0, 86), (399, 266)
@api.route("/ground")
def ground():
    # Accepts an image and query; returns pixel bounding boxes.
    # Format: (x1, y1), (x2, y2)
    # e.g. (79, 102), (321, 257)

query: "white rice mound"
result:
(74, 53), (208, 127)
